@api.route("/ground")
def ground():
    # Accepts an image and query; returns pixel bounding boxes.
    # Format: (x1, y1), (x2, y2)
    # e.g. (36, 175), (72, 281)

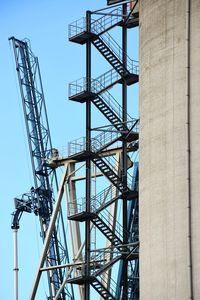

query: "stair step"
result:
(92, 37), (133, 82)
(113, 62), (121, 66)
(92, 96), (125, 132)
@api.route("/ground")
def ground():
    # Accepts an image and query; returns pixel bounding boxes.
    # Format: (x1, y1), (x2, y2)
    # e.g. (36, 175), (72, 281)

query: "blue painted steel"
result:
(116, 162), (139, 299)
(10, 37), (74, 300)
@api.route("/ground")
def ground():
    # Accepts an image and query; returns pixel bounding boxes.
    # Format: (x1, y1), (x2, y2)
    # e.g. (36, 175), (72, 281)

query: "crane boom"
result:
(9, 37), (74, 299)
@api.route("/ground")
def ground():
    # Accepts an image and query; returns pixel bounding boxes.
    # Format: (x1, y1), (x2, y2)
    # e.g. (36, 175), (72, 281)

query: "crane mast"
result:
(10, 37), (74, 300)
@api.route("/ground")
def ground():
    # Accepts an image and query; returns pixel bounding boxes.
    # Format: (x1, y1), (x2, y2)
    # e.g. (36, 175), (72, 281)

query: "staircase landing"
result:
(69, 90), (96, 103)
(69, 31), (97, 44)
(68, 211), (97, 222)
(67, 275), (95, 285)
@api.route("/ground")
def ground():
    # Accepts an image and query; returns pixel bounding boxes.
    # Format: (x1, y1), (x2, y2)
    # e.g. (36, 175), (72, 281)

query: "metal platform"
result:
(69, 31), (97, 45)
(124, 73), (139, 85)
(68, 211), (97, 222)
(66, 275), (95, 285)
(120, 131), (139, 142)
(69, 90), (96, 103)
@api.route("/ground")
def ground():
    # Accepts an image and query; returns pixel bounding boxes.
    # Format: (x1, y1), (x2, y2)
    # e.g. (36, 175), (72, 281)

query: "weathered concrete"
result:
(139, 0), (200, 299)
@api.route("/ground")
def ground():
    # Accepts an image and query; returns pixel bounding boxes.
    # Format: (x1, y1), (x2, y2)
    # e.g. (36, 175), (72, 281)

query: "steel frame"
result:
(63, 2), (139, 299)
(10, 1), (139, 299)
(10, 37), (74, 300)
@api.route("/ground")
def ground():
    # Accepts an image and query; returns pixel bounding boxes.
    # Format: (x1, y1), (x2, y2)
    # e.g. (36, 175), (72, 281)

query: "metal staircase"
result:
(68, 181), (139, 248)
(116, 164), (139, 300)
(67, 248), (121, 282)
(91, 278), (115, 300)
(69, 76), (138, 133)
(93, 97), (125, 132)
(67, 3), (139, 299)
(92, 155), (129, 193)
(69, 5), (138, 84)
(69, 5), (139, 42)
(68, 123), (138, 192)
(68, 186), (126, 244)
(92, 31), (138, 85)
(68, 119), (139, 156)
(93, 216), (122, 246)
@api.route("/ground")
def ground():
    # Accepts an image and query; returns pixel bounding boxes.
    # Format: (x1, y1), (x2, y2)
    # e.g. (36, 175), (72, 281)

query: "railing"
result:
(91, 129), (121, 152)
(90, 248), (121, 275)
(69, 77), (136, 126)
(68, 185), (130, 241)
(91, 7), (123, 35)
(68, 136), (86, 156)
(95, 68), (121, 90)
(68, 8), (139, 75)
(127, 259), (139, 297)
(98, 207), (125, 242)
(51, 117), (139, 161)
(67, 125), (139, 190)
(68, 118), (139, 157)
(67, 248), (121, 286)
(68, 17), (87, 39)
(68, 3), (138, 40)
(93, 185), (118, 208)
(95, 22), (138, 75)
(67, 197), (97, 217)
(98, 273), (120, 298)
(68, 125), (121, 156)
(92, 80), (134, 124)
(68, 7), (122, 39)
(94, 151), (135, 190)
(68, 185), (117, 217)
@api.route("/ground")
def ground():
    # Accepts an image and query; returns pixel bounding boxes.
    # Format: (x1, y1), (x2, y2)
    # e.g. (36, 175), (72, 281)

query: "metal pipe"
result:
(13, 229), (19, 300)
(186, 0), (193, 298)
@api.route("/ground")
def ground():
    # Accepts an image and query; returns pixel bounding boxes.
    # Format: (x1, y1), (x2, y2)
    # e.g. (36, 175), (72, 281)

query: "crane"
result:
(10, 37), (74, 300)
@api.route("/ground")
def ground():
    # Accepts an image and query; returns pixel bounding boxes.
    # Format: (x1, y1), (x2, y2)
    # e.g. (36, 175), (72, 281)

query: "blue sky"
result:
(0, 1), (138, 299)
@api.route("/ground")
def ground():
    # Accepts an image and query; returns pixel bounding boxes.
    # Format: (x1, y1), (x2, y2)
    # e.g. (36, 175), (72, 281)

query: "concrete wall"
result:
(139, 0), (200, 299)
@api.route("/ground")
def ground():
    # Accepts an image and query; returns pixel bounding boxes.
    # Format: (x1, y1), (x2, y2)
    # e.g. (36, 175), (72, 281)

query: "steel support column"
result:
(122, 3), (128, 299)
(85, 10), (92, 300)
(29, 166), (68, 300)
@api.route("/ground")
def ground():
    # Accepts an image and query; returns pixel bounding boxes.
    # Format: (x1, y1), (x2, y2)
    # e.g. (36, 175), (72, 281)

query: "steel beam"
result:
(29, 166), (68, 300)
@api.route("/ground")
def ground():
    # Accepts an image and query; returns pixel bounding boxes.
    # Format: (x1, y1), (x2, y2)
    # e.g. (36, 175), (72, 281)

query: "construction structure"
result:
(10, 1), (139, 299)
(10, 37), (74, 300)
(10, 0), (200, 299)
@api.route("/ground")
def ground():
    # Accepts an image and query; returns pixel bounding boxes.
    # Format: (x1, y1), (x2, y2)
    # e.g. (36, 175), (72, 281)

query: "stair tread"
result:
(92, 37), (130, 79)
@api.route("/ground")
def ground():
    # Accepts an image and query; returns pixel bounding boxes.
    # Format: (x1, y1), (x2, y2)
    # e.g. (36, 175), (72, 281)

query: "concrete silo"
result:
(139, 0), (200, 299)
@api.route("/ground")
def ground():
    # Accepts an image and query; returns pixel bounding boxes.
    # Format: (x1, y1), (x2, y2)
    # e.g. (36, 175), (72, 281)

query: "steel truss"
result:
(10, 37), (74, 300)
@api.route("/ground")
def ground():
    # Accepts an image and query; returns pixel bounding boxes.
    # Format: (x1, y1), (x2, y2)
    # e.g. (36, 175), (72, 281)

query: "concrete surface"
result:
(139, 0), (200, 299)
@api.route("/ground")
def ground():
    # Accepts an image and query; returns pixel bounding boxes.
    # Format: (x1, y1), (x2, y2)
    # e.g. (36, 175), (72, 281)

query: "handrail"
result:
(67, 118), (139, 157)
(68, 7), (122, 39)
(91, 7), (122, 35)
(68, 8), (139, 74)
(69, 76), (136, 126)
(94, 20), (138, 74)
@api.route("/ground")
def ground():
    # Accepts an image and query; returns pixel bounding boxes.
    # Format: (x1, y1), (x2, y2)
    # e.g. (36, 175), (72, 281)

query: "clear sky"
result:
(0, 1), (138, 299)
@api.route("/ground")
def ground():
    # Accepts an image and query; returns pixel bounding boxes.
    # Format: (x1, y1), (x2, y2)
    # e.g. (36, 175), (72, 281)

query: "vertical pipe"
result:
(122, 3), (128, 299)
(85, 10), (92, 300)
(13, 229), (19, 300)
(186, 0), (193, 299)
